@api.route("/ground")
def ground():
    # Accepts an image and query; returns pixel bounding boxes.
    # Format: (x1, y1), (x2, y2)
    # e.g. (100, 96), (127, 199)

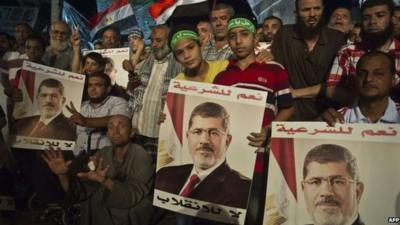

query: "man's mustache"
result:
(196, 145), (213, 152)
(316, 196), (340, 207)
(42, 103), (55, 107)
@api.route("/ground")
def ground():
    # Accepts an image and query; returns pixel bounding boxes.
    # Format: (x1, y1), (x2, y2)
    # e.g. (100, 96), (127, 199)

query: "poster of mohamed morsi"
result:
(263, 122), (400, 225)
(9, 61), (85, 151)
(154, 79), (268, 224)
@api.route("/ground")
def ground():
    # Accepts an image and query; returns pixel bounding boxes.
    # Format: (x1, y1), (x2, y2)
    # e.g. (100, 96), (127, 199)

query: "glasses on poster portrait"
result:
(189, 128), (226, 139)
(303, 176), (356, 190)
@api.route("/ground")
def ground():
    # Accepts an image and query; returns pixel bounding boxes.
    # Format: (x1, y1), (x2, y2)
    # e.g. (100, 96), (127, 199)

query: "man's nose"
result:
(310, 9), (316, 17)
(183, 50), (190, 60)
(369, 16), (378, 26)
(235, 35), (242, 45)
(365, 72), (375, 82)
(319, 179), (335, 195)
(199, 131), (211, 143)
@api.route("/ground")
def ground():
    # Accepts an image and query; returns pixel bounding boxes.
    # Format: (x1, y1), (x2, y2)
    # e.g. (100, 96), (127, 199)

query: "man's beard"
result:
(89, 93), (107, 104)
(50, 39), (69, 52)
(295, 16), (325, 39)
(311, 195), (355, 225)
(153, 44), (170, 60)
(264, 34), (274, 43)
(360, 24), (393, 50)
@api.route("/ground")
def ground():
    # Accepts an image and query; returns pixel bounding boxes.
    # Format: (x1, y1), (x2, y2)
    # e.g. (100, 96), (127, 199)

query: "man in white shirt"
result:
(129, 25), (182, 161)
(322, 51), (400, 124)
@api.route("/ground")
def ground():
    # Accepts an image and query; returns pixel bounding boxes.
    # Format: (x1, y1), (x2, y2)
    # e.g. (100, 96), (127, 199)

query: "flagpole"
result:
(51, 0), (61, 22)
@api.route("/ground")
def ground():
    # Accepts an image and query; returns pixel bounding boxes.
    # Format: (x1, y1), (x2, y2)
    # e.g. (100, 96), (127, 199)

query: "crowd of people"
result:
(0, 0), (399, 224)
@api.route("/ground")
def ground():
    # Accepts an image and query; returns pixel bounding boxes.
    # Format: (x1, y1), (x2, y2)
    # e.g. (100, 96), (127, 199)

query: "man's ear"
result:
(225, 134), (232, 149)
(62, 96), (66, 105)
(107, 86), (112, 93)
(356, 182), (364, 203)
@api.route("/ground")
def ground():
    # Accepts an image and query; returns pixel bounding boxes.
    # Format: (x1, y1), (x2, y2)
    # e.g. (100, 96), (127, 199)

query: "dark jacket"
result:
(11, 113), (76, 141)
(155, 162), (251, 209)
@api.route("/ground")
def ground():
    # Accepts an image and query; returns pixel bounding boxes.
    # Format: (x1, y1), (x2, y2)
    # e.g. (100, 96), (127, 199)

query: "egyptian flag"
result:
(263, 138), (298, 224)
(156, 92), (185, 169)
(89, 0), (135, 38)
(149, 0), (208, 24)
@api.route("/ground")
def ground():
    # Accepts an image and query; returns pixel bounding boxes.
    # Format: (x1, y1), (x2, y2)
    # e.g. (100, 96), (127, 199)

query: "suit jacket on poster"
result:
(11, 113), (76, 141)
(155, 162), (251, 209)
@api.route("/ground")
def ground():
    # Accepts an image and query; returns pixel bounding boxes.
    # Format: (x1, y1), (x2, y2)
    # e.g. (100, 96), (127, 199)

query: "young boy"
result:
(213, 14), (294, 224)
(170, 25), (228, 83)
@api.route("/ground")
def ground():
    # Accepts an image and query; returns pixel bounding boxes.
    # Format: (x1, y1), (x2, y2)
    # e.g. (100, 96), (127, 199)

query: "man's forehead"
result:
(53, 22), (68, 31)
(211, 9), (230, 18)
(359, 55), (391, 70)
(89, 77), (105, 84)
(152, 28), (167, 37)
(363, 5), (390, 15)
(333, 8), (351, 15)
(39, 86), (61, 94)
(264, 19), (280, 25)
(109, 115), (130, 126)
(298, 0), (323, 9)
(191, 115), (224, 127)
(305, 161), (349, 178)
(103, 29), (118, 37)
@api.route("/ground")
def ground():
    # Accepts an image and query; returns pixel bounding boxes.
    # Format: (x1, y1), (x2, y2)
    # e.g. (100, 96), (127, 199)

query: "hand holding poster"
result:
(9, 61), (85, 151)
(263, 122), (400, 225)
(154, 80), (267, 224)
(83, 47), (129, 87)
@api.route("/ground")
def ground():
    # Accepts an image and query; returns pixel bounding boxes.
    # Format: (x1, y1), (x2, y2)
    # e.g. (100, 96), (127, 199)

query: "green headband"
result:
(170, 30), (199, 50)
(227, 18), (256, 33)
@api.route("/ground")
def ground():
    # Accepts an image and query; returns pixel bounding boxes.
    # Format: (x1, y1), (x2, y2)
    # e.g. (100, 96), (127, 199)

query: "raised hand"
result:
(77, 156), (110, 184)
(42, 147), (72, 175)
(70, 26), (81, 50)
(66, 101), (87, 126)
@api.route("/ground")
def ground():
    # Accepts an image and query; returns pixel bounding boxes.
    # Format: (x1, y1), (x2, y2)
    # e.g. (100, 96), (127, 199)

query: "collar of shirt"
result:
(39, 110), (62, 125)
(353, 98), (399, 123)
(226, 59), (263, 71)
(89, 96), (111, 109)
(186, 160), (225, 186)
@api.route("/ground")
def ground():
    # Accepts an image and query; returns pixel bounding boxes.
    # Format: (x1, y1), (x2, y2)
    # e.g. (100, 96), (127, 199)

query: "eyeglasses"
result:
(303, 176), (355, 190)
(51, 30), (68, 36)
(189, 128), (225, 138)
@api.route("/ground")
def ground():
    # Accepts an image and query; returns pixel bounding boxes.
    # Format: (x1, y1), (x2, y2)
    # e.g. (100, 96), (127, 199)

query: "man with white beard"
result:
(302, 144), (365, 225)
(42, 20), (72, 70)
(129, 24), (182, 161)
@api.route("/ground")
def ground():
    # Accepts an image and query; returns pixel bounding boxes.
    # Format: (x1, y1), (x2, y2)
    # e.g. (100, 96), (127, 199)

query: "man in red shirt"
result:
(213, 14), (294, 225)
